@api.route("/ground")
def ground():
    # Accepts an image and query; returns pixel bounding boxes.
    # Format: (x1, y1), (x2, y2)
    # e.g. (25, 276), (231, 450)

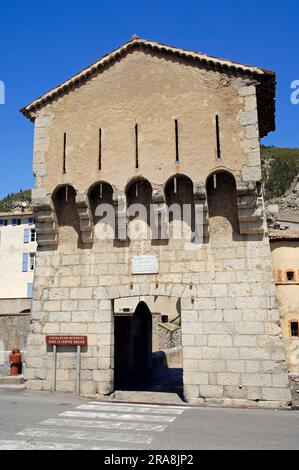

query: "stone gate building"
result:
(21, 37), (291, 407)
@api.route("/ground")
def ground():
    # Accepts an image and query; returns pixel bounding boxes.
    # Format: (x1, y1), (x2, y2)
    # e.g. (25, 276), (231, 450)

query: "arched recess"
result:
(19, 309), (30, 314)
(164, 174), (195, 238)
(88, 182), (115, 241)
(206, 171), (240, 235)
(126, 177), (153, 240)
(52, 184), (81, 243)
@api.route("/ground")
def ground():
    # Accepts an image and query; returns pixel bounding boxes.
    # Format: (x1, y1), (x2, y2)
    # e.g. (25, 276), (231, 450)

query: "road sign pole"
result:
(53, 344), (57, 393)
(76, 345), (81, 395)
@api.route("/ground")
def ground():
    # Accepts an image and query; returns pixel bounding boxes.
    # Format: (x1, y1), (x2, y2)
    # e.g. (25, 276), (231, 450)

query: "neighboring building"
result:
(267, 206), (299, 232)
(272, 212), (299, 232)
(21, 37), (291, 407)
(0, 210), (37, 374)
(269, 230), (299, 403)
(0, 210), (36, 298)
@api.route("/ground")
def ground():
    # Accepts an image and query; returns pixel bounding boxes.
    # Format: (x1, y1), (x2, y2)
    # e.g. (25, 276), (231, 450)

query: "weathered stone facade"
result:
(21, 38), (291, 407)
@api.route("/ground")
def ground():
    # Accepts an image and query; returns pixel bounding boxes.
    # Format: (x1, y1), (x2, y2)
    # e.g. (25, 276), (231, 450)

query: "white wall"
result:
(0, 213), (37, 299)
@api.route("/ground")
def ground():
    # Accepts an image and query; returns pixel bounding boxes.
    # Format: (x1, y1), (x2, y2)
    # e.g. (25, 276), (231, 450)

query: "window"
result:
(30, 229), (36, 242)
(23, 228), (30, 244)
(0, 220), (8, 226)
(29, 253), (36, 271)
(287, 271), (295, 282)
(22, 253), (28, 272)
(27, 283), (33, 299)
(161, 315), (169, 324)
(28, 218), (34, 225)
(290, 321), (299, 337)
(12, 219), (21, 226)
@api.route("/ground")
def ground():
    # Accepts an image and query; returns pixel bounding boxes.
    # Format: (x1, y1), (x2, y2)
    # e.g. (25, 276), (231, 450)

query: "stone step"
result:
(0, 375), (25, 385)
(0, 384), (26, 391)
(109, 390), (186, 406)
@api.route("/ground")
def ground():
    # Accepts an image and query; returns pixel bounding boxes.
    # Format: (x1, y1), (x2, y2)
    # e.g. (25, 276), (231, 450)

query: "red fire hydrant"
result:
(9, 348), (22, 376)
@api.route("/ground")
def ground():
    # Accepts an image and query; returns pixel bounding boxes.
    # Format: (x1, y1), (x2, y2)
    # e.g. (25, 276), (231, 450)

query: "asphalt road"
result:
(0, 390), (298, 450)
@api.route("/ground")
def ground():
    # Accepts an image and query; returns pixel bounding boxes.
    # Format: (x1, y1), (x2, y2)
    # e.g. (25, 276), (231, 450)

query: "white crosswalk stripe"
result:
(1, 400), (189, 450)
(41, 418), (167, 432)
(78, 403), (185, 415)
(0, 440), (125, 451)
(17, 428), (153, 445)
(89, 402), (189, 410)
(66, 408), (176, 422)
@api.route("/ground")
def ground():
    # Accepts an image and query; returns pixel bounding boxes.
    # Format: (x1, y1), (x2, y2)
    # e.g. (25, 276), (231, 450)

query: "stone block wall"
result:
(24, 231), (291, 408)
(0, 299), (31, 377)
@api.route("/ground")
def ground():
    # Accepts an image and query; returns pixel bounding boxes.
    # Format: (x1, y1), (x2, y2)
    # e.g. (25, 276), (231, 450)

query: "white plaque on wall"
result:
(132, 255), (159, 275)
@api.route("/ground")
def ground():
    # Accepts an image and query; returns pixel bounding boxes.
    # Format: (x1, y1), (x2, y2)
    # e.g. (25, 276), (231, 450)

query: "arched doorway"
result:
(114, 301), (152, 389)
(113, 296), (183, 398)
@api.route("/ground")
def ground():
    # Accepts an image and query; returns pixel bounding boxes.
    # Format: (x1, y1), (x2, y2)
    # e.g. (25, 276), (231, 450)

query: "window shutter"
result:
(28, 218), (34, 225)
(0, 220), (3, 227)
(27, 282), (33, 298)
(23, 228), (30, 244)
(22, 253), (28, 272)
(12, 219), (17, 226)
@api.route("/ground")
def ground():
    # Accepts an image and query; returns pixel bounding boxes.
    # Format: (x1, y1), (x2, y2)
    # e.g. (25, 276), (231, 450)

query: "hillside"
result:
(0, 189), (32, 212)
(261, 146), (299, 210)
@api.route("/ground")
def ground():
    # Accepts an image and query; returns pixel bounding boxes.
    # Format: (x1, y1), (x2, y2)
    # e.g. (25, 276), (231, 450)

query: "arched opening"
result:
(126, 178), (152, 240)
(206, 171), (239, 235)
(52, 185), (81, 243)
(88, 182), (114, 225)
(165, 174), (195, 239)
(113, 296), (183, 398)
(114, 301), (152, 389)
(88, 182), (115, 240)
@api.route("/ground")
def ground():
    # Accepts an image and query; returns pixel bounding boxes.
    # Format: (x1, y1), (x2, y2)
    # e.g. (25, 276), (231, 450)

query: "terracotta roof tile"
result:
(269, 229), (299, 241)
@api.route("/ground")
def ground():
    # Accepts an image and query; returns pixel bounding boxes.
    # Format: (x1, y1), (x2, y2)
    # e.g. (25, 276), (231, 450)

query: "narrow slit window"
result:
(63, 133), (67, 174)
(287, 271), (295, 282)
(291, 322), (299, 337)
(175, 119), (179, 163)
(216, 115), (221, 159)
(99, 128), (102, 171)
(135, 124), (139, 169)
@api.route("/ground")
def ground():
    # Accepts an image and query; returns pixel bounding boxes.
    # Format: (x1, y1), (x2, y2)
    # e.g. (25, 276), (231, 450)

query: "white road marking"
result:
(41, 418), (167, 432)
(89, 402), (189, 410)
(80, 403), (184, 415)
(60, 410), (176, 423)
(0, 440), (125, 451)
(4, 400), (189, 450)
(17, 427), (153, 445)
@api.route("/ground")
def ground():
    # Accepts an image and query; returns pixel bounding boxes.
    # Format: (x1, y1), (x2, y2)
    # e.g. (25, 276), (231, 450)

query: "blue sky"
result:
(0, 0), (298, 198)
